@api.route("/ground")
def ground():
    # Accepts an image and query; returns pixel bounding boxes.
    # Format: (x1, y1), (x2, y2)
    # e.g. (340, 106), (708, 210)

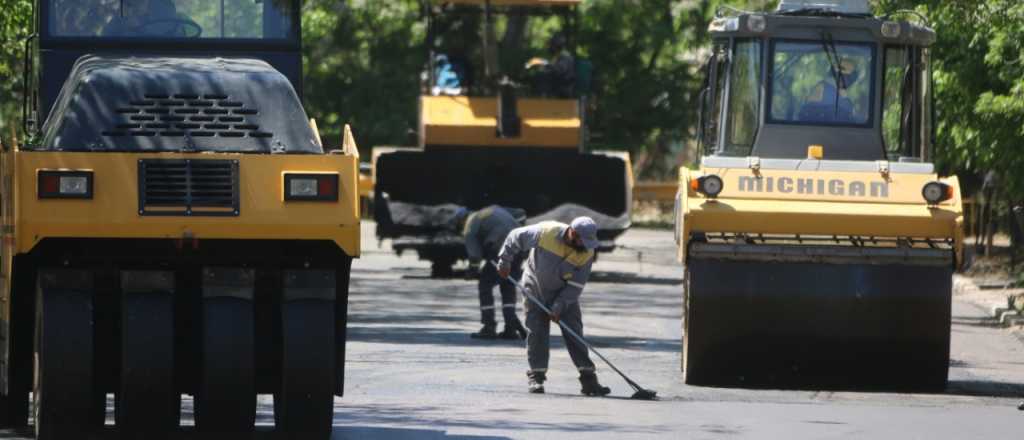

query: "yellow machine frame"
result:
(0, 125), (362, 320)
(420, 96), (580, 148)
(676, 166), (964, 265)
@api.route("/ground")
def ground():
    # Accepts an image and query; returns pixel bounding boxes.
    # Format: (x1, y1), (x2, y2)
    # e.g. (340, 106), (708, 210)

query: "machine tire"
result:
(275, 300), (335, 439)
(0, 392), (29, 427)
(33, 270), (95, 440)
(196, 297), (256, 433)
(117, 288), (178, 433)
(430, 260), (455, 278)
(90, 392), (107, 428)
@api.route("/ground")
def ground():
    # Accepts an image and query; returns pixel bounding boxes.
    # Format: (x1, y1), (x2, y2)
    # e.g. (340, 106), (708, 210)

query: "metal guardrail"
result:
(633, 181), (677, 203)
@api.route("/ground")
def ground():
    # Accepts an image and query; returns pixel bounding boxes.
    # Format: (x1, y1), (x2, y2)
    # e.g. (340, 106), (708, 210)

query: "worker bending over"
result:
(459, 206), (528, 340)
(497, 217), (610, 396)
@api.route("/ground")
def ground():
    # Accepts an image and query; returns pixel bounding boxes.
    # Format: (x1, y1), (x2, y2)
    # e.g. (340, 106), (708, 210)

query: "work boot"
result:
(471, 324), (498, 339)
(527, 371), (546, 394)
(579, 371), (611, 397)
(499, 322), (527, 340)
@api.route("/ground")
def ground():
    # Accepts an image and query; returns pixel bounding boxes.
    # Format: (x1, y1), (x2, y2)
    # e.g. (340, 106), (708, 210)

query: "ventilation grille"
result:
(138, 159), (240, 217)
(105, 93), (272, 140)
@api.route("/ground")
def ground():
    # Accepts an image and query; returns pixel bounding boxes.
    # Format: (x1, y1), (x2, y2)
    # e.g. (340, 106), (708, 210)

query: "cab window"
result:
(768, 40), (875, 127)
(723, 39), (762, 157)
(48, 0), (296, 40)
(882, 46), (909, 159)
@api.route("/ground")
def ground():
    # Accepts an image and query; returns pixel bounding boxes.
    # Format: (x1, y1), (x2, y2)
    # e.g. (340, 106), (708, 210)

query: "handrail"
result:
(21, 33), (38, 139)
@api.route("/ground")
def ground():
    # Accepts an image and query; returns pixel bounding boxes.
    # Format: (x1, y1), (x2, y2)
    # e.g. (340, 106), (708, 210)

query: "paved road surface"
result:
(2, 223), (1021, 439)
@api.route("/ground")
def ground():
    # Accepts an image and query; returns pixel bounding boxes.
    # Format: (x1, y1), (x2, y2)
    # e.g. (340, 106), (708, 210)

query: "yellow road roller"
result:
(1, 1), (359, 438)
(373, 0), (633, 276)
(676, 0), (962, 390)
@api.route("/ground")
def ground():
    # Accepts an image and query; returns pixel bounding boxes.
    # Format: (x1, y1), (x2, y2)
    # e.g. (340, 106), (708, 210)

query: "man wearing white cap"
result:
(496, 217), (610, 396)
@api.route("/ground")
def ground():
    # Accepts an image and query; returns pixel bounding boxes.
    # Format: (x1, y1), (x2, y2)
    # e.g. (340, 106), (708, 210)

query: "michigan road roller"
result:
(675, 0), (963, 390)
(373, 0), (633, 276)
(1, 1), (359, 438)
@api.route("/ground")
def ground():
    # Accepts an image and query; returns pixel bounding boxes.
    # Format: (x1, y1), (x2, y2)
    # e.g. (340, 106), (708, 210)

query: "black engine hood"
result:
(38, 55), (321, 154)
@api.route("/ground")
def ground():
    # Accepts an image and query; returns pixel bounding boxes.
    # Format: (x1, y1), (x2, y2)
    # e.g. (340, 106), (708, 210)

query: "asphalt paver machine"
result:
(373, 0), (633, 276)
(0, 1), (359, 438)
(675, 0), (963, 390)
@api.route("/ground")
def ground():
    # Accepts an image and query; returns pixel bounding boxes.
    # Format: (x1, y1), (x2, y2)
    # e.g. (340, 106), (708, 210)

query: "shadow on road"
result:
(395, 270), (684, 286)
(588, 271), (683, 286)
(332, 426), (512, 440)
(349, 324), (679, 353)
(951, 315), (1004, 328)
(333, 404), (671, 437)
(945, 379), (1024, 399)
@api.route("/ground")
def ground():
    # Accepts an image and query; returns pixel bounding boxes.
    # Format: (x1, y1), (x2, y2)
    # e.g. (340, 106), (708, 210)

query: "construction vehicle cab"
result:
(676, 0), (962, 390)
(2, 1), (359, 438)
(373, 0), (632, 276)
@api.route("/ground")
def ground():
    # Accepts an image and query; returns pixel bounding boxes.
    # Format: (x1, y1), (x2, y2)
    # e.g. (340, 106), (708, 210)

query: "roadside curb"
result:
(954, 275), (1024, 331)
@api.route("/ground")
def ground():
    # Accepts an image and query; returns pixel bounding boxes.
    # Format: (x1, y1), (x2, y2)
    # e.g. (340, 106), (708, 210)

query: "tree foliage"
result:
(0, 0), (1021, 192)
(0, 0), (32, 138)
(875, 0), (1024, 200)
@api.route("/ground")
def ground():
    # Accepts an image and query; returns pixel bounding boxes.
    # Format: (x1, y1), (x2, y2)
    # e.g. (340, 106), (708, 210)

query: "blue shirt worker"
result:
(798, 58), (862, 124)
(460, 206), (528, 340)
(497, 217), (611, 396)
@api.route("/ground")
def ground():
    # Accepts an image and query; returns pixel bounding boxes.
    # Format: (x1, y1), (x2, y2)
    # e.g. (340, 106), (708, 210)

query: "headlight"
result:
(881, 21), (902, 38)
(691, 175), (724, 198)
(922, 181), (953, 205)
(747, 15), (766, 33)
(284, 173), (339, 202)
(38, 170), (93, 199)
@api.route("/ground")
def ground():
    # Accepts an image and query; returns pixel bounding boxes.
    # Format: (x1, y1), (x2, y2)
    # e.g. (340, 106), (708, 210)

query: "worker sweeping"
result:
(497, 217), (611, 396)
(457, 206), (528, 340)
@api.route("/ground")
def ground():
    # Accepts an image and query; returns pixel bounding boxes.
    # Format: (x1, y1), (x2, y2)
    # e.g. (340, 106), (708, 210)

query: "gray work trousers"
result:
(525, 301), (595, 373)
(480, 252), (524, 327)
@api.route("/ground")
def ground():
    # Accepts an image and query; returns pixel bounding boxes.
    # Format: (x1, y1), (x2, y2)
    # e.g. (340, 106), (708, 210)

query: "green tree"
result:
(301, 0), (426, 153)
(875, 1), (1024, 196)
(0, 0), (32, 140)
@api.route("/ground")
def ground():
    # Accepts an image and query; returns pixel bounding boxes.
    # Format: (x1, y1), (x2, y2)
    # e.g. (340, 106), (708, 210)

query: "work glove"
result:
(550, 300), (565, 323)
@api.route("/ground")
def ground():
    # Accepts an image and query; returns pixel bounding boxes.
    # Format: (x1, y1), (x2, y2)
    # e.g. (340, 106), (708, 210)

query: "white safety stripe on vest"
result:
(480, 306), (496, 310)
(566, 280), (585, 290)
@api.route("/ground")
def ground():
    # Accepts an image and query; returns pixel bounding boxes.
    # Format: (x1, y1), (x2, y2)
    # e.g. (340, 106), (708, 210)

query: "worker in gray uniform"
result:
(458, 206), (528, 340)
(497, 216), (611, 396)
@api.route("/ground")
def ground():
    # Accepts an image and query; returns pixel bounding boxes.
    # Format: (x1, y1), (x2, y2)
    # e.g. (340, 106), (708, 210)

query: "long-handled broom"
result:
(495, 263), (658, 400)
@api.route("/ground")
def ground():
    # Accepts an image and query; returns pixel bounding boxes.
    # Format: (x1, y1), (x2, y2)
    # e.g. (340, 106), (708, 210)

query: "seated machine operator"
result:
(525, 34), (576, 98)
(103, 0), (198, 37)
(797, 58), (862, 124)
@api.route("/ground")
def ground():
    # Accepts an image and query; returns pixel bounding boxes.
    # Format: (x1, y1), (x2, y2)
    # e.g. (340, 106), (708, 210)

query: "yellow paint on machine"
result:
(699, 167), (955, 205)
(11, 150), (361, 257)
(675, 166), (964, 265)
(420, 96), (580, 148)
